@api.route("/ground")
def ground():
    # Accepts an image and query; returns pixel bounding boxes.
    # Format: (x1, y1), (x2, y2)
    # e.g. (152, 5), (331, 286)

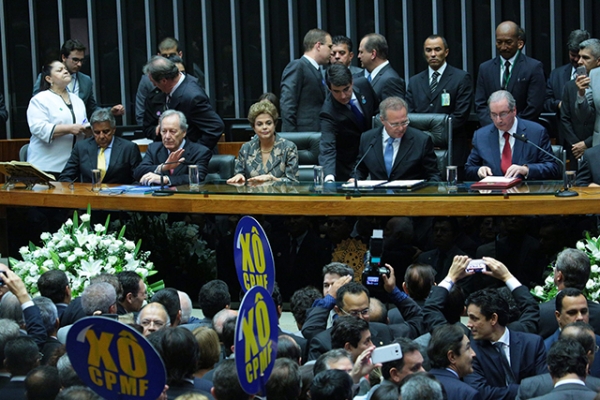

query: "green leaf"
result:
(103, 214), (111, 233)
(118, 225), (126, 240)
(29, 242), (37, 252)
(73, 210), (79, 228)
(134, 239), (142, 257)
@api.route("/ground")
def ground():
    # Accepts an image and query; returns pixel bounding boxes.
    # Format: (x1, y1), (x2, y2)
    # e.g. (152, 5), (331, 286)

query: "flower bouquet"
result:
(9, 206), (163, 298)
(531, 232), (600, 302)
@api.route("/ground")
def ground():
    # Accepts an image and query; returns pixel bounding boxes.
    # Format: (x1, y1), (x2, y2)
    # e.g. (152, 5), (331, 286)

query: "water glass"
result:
(91, 169), (102, 192)
(446, 165), (458, 191)
(314, 165), (324, 191)
(189, 165), (200, 190)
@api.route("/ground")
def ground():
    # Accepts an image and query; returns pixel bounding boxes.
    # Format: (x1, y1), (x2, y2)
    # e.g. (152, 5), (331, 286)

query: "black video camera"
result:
(361, 229), (390, 290)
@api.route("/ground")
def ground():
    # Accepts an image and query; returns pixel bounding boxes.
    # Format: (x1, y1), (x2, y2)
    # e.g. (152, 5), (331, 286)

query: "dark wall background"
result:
(0, 0), (597, 138)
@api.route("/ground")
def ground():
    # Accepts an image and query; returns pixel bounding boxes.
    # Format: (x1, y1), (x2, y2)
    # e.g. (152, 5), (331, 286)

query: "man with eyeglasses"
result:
(59, 108), (141, 184)
(137, 302), (171, 337)
(352, 96), (441, 182)
(465, 90), (559, 181)
(33, 39), (124, 119)
(303, 268), (424, 361)
(134, 109), (211, 186)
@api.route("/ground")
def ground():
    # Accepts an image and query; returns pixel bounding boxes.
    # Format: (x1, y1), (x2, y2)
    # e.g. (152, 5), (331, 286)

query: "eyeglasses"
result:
(69, 57), (85, 64)
(140, 319), (166, 328)
(340, 307), (370, 318)
(489, 110), (513, 120)
(383, 119), (410, 128)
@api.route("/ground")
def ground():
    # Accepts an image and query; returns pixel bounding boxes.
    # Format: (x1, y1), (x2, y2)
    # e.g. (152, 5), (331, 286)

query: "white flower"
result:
(79, 258), (104, 279)
(42, 259), (54, 267)
(576, 241), (586, 251)
(74, 232), (88, 247)
(94, 224), (105, 233)
(108, 256), (118, 265)
(65, 219), (73, 227)
(67, 254), (77, 263)
(19, 247), (30, 256)
(135, 268), (148, 278)
(124, 241), (135, 251)
(587, 279), (596, 290)
(40, 232), (51, 241)
(592, 265), (600, 274)
(73, 247), (85, 257)
(80, 214), (90, 223)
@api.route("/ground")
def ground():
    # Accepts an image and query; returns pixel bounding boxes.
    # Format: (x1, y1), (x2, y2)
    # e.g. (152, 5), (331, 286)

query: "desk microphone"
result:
(152, 159), (190, 197)
(352, 138), (377, 193)
(511, 133), (577, 197)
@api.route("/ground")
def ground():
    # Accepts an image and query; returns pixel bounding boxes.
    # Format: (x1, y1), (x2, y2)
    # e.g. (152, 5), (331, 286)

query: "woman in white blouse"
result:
(27, 61), (88, 176)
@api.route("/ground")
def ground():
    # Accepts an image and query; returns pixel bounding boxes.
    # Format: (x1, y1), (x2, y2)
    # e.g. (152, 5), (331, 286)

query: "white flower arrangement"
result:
(532, 232), (600, 303)
(9, 206), (163, 298)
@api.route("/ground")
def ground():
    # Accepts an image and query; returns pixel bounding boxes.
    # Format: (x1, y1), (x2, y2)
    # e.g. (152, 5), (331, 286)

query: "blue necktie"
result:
(385, 138), (394, 177)
(367, 73), (372, 82)
(350, 99), (366, 130)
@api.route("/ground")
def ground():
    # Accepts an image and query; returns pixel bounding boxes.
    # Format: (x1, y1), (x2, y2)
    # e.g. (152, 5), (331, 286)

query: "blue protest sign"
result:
(234, 215), (275, 294)
(235, 285), (279, 396)
(66, 317), (166, 400)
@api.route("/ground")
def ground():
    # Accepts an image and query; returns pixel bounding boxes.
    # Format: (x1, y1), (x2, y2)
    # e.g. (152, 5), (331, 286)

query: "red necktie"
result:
(501, 132), (512, 174)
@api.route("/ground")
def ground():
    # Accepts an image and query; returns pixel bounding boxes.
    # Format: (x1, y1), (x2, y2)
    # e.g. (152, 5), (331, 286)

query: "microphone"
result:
(352, 137), (377, 193)
(151, 159), (190, 197)
(511, 133), (577, 197)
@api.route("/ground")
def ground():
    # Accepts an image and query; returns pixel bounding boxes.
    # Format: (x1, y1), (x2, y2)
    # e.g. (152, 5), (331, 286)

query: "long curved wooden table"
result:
(0, 181), (599, 216)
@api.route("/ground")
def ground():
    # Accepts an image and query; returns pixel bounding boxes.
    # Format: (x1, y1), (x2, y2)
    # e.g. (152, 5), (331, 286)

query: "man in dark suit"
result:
(0, 337), (40, 400)
(319, 64), (378, 182)
(280, 28), (332, 132)
(463, 288), (547, 400)
(59, 108), (142, 184)
(528, 339), (597, 400)
(517, 321), (600, 399)
(561, 39), (600, 165)
(0, 320), (20, 389)
(474, 21), (545, 127)
(353, 96), (441, 182)
(538, 248), (600, 339)
(577, 144), (600, 186)
(33, 39), (124, 119)
(357, 33), (405, 102)
(466, 90), (559, 181)
(142, 56), (224, 149)
(36, 270), (70, 320)
(428, 324), (481, 400)
(330, 35), (363, 75)
(543, 290), (600, 378)
(134, 110), (212, 186)
(544, 29), (590, 114)
(407, 35), (473, 170)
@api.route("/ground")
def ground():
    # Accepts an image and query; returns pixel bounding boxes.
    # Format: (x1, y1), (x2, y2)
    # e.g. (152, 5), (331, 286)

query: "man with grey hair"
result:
(539, 248), (600, 337)
(134, 109), (212, 186)
(465, 90), (559, 180)
(561, 38), (600, 167)
(142, 55), (223, 149)
(59, 107), (142, 184)
(545, 29), (591, 114)
(81, 282), (117, 316)
(400, 372), (444, 400)
(32, 296), (61, 365)
(136, 302), (171, 337)
(352, 96), (440, 182)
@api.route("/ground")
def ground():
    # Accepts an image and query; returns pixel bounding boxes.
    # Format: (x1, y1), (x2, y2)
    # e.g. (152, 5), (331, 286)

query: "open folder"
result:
(470, 176), (522, 190)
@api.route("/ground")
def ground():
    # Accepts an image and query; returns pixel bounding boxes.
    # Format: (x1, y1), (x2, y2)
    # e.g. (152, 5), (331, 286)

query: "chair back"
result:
(277, 132), (321, 181)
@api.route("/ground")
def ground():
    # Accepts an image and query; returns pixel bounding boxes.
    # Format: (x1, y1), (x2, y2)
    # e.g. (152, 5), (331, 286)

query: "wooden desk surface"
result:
(1, 182), (599, 216)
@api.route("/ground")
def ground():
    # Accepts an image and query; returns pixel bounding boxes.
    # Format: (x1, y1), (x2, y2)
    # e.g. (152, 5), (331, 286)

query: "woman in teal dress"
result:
(227, 100), (299, 183)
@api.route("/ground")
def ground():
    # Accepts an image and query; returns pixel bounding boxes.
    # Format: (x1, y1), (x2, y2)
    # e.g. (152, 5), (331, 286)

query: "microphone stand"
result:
(151, 160), (187, 197)
(512, 134), (577, 197)
(352, 140), (377, 197)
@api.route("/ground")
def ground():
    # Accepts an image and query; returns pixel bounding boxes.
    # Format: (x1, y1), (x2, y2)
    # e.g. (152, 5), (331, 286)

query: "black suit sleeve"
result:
(381, 76), (406, 101)
(519, 61), (546, 122)
(142, 90), (165, 140)
(319, 109), (340, 177)
(280, 60), (303, 132)
(577, 156), (593, 186)
(167, 143), (213, 186)
(187, 82), (224, 150)
(59, 143), (83, 182)
(506, 285), (539, 334)
(452, 72), (474, 130)
(24, 304), (48, 350)
(301, 306), (331, 344)
(422, 286), (452, 332)
(388, 293), (424, 339)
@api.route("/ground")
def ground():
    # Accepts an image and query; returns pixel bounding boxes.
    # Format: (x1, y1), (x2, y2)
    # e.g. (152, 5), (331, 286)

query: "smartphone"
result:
(576, 65), (587, 77)
(466, 259), (486, 273)
(371, 343), (403, 364)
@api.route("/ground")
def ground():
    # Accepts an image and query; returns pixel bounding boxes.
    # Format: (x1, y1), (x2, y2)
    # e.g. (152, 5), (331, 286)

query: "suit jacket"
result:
(530, 382), (597, 400)
(407, 64), (474, 165)
(538, 297), (600, 339)
(517, 373), (600, 400)
(475, 53), (546, 126)
(167, 381), (214, 400)
(319, 77), (379, 180)
(464, 329), (547, 400)
(577, 145), (600, 186)
(133, 140), (212, 186)
(168, 75), (224, 149)
(574, 66), (600, 137)
(560, 79), (595, 154)
(465, 118), (559, 180)
(353, 126), (441, 181)
(33, 71), (98, 119)
(544, 329), (600, 378)
(367, 63), (406, 102)
(544, 63), (573, 113)
(429, 368), (482, 400)
(41, 336), (62, 365)
(24, 304), (48, 351)
(59, 136), (142, 183)
(0, 379), (26, 400)
(280, 56), (327, 132)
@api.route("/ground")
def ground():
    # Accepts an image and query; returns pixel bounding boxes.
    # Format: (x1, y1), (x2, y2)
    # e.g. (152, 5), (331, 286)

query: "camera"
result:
(361, 229), (390, 289)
